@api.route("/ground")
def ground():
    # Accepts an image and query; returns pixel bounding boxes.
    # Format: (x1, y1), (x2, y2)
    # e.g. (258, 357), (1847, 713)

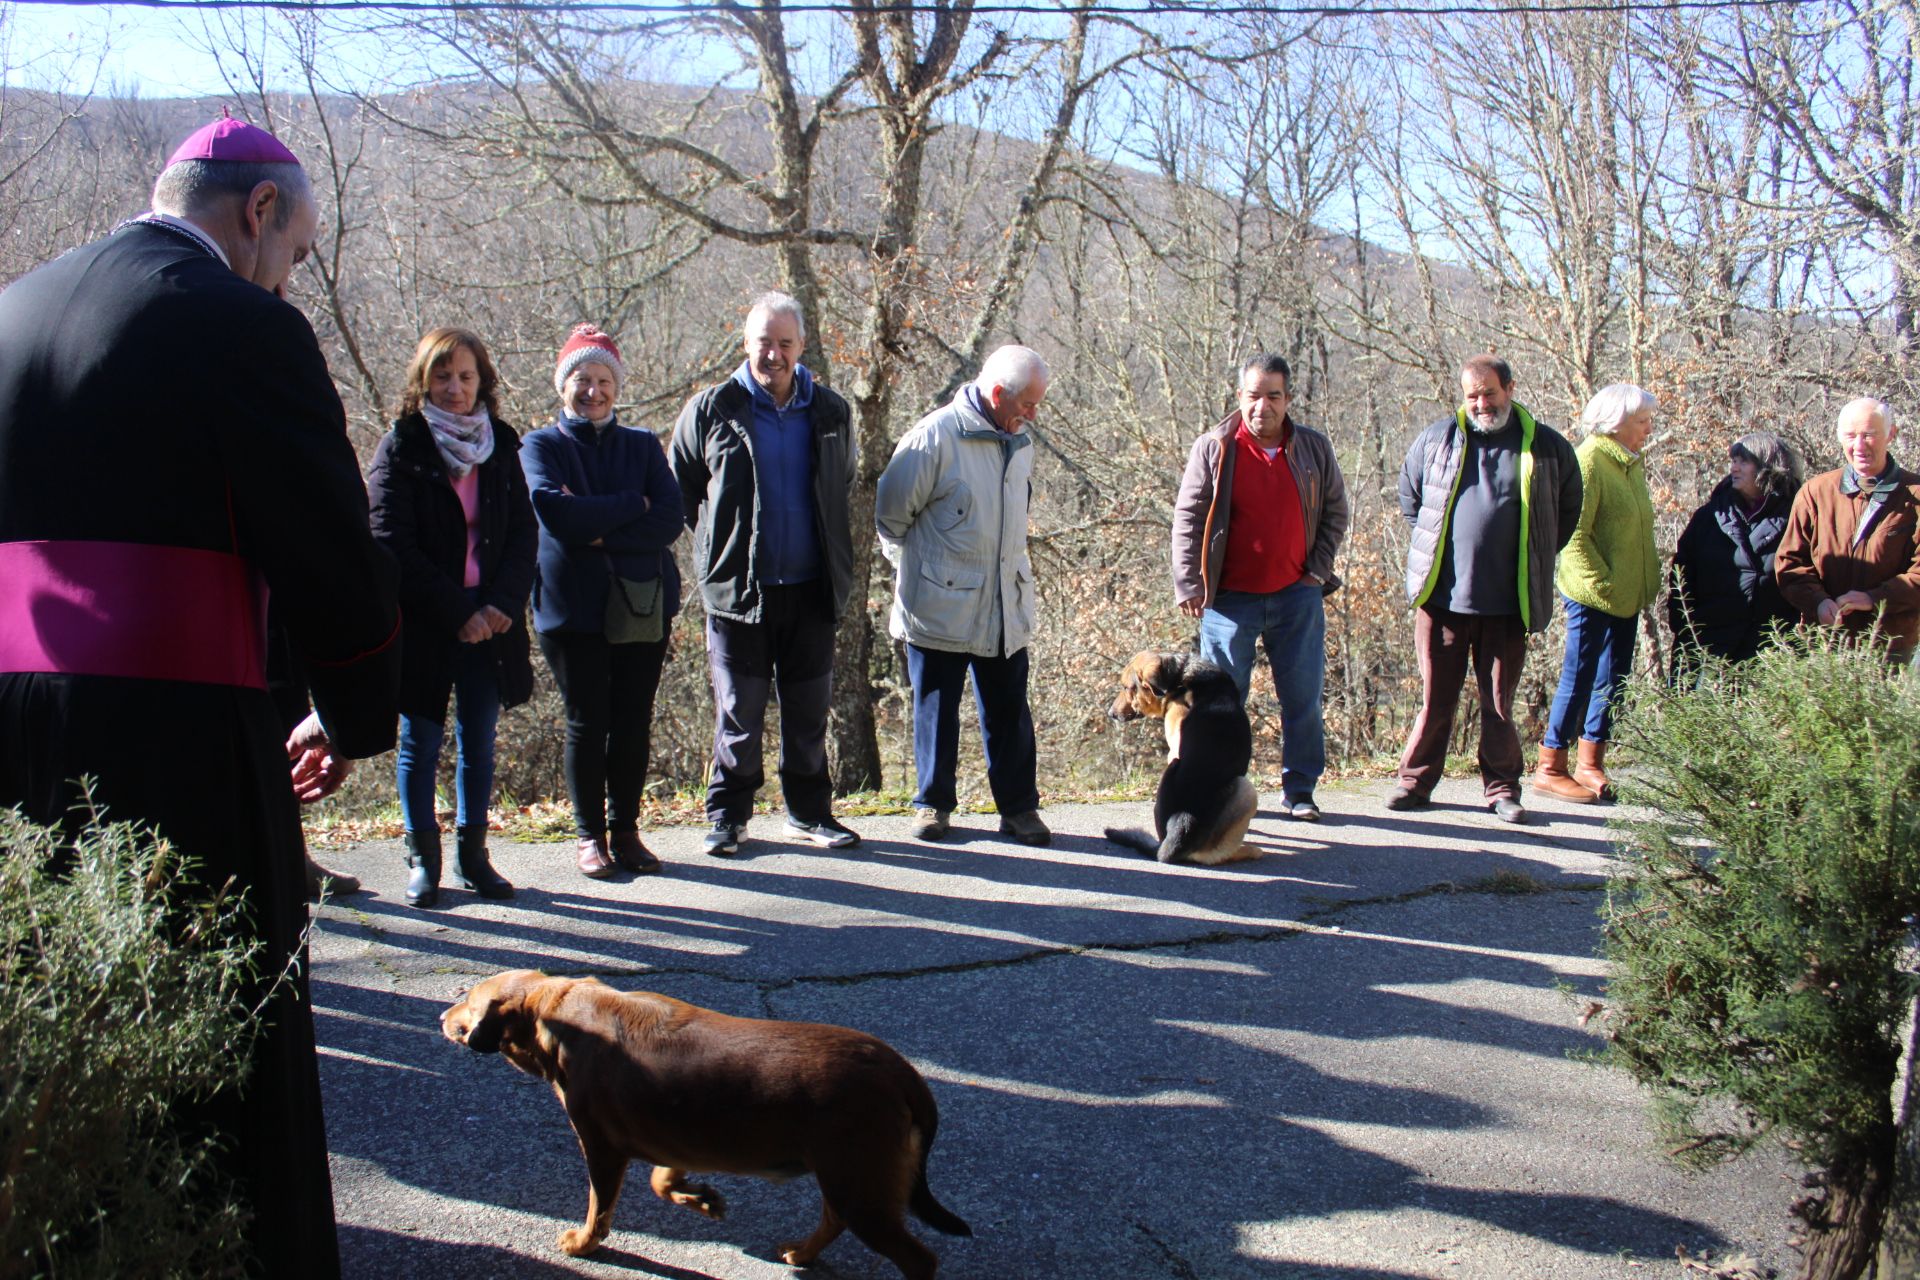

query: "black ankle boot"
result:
(452, 825), (514, 900)
(404, 830), (441, 908)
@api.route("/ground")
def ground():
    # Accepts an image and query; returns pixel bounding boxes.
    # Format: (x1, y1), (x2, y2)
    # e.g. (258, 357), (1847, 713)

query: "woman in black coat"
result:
(368, 328), (537, 907)
(1666, 430), (1806, 680)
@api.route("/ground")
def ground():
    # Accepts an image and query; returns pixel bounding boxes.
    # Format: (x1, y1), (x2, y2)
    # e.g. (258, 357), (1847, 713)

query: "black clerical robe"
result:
(0, 219), (400, 1277)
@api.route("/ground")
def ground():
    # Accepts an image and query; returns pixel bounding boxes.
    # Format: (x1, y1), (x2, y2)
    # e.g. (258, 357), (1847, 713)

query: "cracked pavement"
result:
(309, 777), (1799, 1279)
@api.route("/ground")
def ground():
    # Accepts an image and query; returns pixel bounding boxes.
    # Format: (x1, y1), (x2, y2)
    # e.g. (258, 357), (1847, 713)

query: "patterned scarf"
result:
(1842, 454), (1902, 548)
(420, 402), (496, 479)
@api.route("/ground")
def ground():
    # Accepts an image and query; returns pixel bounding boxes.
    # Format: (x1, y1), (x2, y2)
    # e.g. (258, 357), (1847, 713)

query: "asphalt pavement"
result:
(308, 777), (1800, 1280)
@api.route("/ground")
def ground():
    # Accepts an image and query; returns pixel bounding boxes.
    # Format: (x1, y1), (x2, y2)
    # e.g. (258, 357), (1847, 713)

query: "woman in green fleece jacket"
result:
(1532, 383), (1659, 804)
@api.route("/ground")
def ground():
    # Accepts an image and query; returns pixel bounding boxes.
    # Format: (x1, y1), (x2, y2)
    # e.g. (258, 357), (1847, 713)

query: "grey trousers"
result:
(705, 582), (835, 824)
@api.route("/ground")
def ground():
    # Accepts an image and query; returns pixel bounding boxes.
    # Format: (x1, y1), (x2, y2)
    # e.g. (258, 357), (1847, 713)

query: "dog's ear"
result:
(462, 972), (545, 1054)
(465, 992), (517, 1054)
(1148, 653), (1188, 696)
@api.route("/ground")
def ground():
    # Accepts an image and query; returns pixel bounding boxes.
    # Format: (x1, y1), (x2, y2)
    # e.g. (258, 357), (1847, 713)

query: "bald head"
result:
(1837, 397), (1899, 479)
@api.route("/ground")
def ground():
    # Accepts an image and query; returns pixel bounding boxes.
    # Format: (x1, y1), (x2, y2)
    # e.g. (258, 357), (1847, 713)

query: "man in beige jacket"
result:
(876, 345), (1049, 845)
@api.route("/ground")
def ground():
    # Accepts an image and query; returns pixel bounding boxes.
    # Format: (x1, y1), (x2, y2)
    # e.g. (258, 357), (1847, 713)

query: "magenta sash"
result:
(0, 540), (267, 689)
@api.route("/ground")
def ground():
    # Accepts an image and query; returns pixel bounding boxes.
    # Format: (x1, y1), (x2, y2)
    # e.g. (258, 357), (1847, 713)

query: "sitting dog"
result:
(1104, 649), (1261, 864)
(441, 969), (970, 1279)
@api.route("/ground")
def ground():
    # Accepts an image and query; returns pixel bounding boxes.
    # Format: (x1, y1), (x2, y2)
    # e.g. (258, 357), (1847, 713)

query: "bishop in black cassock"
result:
(0, 114), (399, 1276)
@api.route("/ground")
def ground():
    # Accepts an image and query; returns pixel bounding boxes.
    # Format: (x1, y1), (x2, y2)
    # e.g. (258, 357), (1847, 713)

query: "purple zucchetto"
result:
(165, 107), (301, 168)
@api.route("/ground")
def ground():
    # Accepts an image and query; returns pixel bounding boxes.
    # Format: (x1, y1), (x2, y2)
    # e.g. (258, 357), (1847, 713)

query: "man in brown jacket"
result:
(1172, 353), (1348, 820)
(1776, 396), (1920, 661)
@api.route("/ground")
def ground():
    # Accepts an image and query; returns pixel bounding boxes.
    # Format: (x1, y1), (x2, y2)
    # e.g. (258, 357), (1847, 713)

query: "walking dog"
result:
(441, 969), (970, 1279)
(1104, 650), (1262, 864)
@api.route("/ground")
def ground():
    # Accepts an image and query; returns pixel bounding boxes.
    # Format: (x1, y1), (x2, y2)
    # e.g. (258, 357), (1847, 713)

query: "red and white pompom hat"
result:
(554, 324), (625, 393)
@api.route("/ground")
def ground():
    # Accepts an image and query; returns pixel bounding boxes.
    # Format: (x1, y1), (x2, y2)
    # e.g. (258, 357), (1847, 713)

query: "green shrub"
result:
(1602, 641), (1920, 1280)
(0, 805), (263, 1279)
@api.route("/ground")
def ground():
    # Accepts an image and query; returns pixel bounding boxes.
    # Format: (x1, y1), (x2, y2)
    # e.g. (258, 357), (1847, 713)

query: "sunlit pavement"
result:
(310, 777), (1797, 1279)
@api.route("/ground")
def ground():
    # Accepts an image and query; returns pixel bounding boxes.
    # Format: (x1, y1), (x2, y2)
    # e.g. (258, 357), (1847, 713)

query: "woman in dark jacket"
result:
(1666, 430), (1806, 680)
(521, 324), (685, 879)
(368, 327), (536, 908)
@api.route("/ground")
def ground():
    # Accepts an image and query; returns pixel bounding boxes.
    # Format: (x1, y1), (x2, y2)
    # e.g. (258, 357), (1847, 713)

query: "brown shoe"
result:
(609, 830), (663, 875)
(1531, 745), (1597, 803)
(1574, 738), (1614, 801)
(305, 854), (361, 902)
(577, 835), (618, 879)
(909, 808), (952, 841)
(998, 810), (1051, 847)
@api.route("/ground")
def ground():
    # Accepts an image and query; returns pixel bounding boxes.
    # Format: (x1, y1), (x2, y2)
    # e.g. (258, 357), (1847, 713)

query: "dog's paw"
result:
(670, 1184), (727, 1220)
(778, 1240), (822, 1266)
(557, 1226), (604, 1257)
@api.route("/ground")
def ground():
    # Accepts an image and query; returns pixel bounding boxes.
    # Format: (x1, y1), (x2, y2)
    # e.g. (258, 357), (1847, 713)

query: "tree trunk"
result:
(1877, 985), (1920, 1279)
(829, 475), (884, 793)
(1800, 1121), (1899, 1280)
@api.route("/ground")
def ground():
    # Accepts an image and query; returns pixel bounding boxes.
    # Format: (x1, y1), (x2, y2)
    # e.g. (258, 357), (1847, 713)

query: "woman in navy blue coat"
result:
(368, 328), (537, 907)
(1666, 431), (1806, 680)
(521, 325), (685, 878)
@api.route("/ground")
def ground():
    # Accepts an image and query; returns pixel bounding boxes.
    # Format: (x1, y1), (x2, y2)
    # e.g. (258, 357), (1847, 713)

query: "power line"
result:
(3, 0), (1816, 15)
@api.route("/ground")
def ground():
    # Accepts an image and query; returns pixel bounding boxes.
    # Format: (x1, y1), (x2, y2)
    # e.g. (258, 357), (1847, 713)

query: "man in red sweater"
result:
(1171, 354), (1350, 820)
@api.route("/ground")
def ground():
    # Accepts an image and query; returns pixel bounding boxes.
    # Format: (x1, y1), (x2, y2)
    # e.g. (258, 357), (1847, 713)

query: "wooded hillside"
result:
(2, 0), (1909, 814)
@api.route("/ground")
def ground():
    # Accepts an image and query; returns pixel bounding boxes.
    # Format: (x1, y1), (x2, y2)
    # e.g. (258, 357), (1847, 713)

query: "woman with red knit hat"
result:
(520, 325), (685, 878)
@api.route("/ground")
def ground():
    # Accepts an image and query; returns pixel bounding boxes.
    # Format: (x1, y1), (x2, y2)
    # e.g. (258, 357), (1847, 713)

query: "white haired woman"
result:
(1531, 383), (1659, 804)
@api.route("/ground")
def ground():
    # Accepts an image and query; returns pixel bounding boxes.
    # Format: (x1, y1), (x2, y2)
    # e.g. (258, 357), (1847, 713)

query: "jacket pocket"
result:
(930, 483), (974, 533)
(905, 560), (985, 644)
(1012, 558), (1037, 633)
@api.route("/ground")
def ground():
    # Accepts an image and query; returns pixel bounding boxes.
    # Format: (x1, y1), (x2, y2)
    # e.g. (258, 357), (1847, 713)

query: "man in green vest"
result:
(1387, 355), (1582, 823)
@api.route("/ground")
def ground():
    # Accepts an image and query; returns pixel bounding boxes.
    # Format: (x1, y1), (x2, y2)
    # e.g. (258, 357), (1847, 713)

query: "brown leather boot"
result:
(1574, 738), (1613, 801)
(1530, 745), (1597, 803)
(577, 835), (618, 879)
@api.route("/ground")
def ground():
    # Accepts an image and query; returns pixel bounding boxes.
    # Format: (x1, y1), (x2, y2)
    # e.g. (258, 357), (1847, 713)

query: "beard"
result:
(1468, 404), (1514, 434)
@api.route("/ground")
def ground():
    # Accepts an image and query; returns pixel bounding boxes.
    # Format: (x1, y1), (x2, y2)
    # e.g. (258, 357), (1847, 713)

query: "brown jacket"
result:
(1775, 465), (1920, 659)
(1172, 413), (1348, 609)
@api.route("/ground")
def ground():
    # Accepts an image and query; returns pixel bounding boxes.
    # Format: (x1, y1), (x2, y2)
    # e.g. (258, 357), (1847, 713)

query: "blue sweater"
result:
(733, 361), (823, 585)
(519, 414), (685, 634)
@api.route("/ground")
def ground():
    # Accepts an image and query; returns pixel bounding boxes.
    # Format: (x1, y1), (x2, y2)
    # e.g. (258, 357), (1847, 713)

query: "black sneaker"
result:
(786, 815), (860, 848)
(1285, 797), (1321, 822)
(703, 821), (742, 857)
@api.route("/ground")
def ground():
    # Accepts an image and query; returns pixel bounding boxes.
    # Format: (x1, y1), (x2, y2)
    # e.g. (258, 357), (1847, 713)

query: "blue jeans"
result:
(906, 643), (1039, 816)
(396, 621), (503, 834)
(1197, 581), (1326, 801)
(1544, 597), (1638, 748)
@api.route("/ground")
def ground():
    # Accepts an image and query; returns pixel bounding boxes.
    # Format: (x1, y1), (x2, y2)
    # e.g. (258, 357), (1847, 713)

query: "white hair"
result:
(1838, 396), (1895, 435)
(746, 290), (806, 343)
(152, 159), (313, 230)
(976, 345), (1049, 397)
(1580, 383), (1658, 436)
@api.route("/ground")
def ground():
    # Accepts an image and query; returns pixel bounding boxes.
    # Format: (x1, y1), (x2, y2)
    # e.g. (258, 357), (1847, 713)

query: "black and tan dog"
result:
(441, 969), (970, 1279)
(1104, 650), (1261, 864)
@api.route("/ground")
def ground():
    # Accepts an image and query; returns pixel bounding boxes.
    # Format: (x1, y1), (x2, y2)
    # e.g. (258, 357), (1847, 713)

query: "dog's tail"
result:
(910, 1172), (973, 1237)
(1104, 827), (1159, 857)
(904, 1119), (972, 1237)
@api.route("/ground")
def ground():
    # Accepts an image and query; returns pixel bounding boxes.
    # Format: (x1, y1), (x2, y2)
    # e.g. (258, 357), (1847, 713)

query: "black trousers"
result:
(703, 583), (836, 824)
(538, 629), (669, 838)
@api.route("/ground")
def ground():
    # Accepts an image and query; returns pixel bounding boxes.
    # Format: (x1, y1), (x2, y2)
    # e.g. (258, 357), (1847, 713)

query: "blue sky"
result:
(5, 3), (258, 96)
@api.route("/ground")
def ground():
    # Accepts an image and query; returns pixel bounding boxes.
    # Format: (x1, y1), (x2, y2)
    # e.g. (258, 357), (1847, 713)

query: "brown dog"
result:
(440, 969), (969, 1278)
(1105, 650), (1260, 864)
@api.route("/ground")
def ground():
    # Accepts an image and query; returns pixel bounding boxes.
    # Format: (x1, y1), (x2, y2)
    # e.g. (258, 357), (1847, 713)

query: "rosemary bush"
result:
(1603, 641), (1920, 1280)
(0, 806), (262, 1279)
